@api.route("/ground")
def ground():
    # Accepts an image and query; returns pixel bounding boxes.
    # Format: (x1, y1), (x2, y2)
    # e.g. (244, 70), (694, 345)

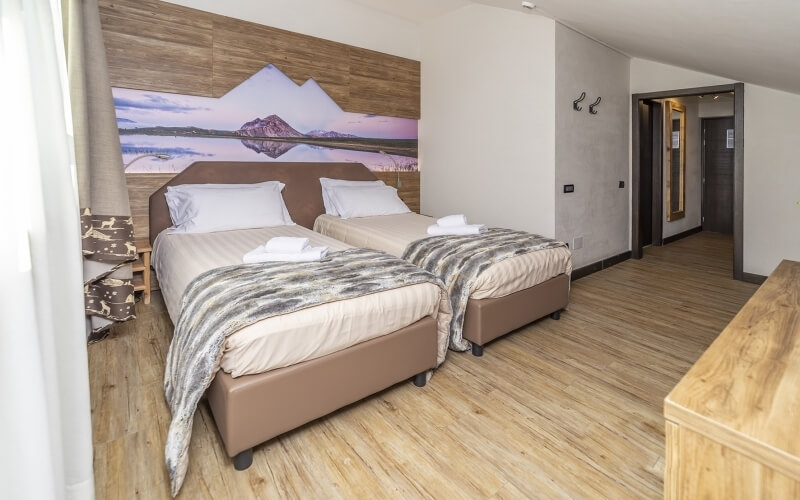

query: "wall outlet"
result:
(573, 236), (583, 250)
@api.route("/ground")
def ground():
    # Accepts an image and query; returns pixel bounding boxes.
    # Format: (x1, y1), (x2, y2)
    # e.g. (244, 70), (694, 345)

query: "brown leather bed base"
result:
(206, 315), (438, 467)
(462, 273), (570, 356)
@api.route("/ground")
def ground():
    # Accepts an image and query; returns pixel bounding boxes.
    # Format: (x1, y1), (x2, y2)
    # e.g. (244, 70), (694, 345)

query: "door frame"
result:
(631, 82), (745, 281)
(650, 100), (663, 246)
(638, 100), (654, 246)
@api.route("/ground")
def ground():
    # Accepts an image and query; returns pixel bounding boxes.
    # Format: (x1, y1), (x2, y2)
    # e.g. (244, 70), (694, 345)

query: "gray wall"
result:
(554, 25), (630, 268)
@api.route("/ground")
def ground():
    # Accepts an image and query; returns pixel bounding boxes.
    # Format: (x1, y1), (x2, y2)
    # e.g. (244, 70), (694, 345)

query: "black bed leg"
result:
(471, 344), (484, 357)
(549, 310), (561, 320)
(233, 448), (253, 471)
(412, 372), (427, 387)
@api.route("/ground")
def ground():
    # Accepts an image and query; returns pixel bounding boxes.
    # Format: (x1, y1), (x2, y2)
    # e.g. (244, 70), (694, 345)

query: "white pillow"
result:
(168, 181), (284, 192)
(167, 181), (294, 225)
(319, 178), (385, 216)
(328, 185), (410, 219)
(164, 190), (196, 227)
(167, 183), (289, 233)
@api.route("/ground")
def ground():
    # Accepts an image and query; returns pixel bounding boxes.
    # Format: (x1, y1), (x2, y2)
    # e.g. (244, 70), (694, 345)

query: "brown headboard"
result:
(148, 161), (379, 244)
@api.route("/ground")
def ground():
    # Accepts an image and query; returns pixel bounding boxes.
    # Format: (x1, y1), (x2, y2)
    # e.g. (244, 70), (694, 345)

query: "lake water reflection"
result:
(120, 134), (417, 173)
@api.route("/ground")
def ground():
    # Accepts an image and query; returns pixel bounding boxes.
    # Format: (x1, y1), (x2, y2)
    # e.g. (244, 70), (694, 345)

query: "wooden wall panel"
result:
(99, 0), (214, 96)
(99, 0), (420, 119)
(211, 18), (352, 107)
(348, 47), (420, 119)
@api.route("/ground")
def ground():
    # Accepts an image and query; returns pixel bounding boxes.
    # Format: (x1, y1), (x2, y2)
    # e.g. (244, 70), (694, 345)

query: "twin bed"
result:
(149, 161), (571, 494)
(315, 211), (572, 356)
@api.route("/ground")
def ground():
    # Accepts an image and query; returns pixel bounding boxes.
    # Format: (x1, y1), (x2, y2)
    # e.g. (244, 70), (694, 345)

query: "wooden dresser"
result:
(664, 260), (800, 499)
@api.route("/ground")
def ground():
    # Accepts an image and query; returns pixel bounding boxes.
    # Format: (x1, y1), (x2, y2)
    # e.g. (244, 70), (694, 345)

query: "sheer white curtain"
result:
(0, 0), (94, 499)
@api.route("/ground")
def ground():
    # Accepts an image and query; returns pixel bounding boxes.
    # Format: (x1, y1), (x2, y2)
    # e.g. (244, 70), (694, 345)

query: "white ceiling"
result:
(348, 0), (470, 22)
(351, 0), (800, 95)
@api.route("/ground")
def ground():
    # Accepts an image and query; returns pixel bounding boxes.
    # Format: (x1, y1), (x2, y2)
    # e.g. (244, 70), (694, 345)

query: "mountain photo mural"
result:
(113, 64), (418, 173)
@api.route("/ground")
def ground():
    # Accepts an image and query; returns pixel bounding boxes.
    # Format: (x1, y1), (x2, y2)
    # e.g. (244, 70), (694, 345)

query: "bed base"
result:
(463, 273), (570, 356)
(206, 315), (438, 469)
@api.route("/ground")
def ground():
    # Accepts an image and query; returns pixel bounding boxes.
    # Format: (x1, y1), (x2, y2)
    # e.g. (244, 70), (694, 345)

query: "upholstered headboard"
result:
(148, 161), (379, 244)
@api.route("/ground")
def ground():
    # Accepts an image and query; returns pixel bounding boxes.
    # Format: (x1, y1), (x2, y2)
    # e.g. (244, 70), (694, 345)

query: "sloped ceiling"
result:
(352, 0), (800, 94)
(349, 0), (470, 21)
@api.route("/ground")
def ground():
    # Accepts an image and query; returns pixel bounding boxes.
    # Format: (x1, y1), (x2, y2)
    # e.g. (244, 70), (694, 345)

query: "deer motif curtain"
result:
(63, 0), (136, 340)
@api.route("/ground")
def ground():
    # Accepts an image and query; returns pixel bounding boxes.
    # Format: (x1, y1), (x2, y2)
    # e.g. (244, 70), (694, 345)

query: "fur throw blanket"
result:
(402, 228), (567, 350)
(163, 248), (450, 496)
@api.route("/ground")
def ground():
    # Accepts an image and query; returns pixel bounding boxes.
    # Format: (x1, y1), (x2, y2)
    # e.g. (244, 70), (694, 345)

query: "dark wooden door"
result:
(702, 117), (735, 234)
(639, 101), (653, 246)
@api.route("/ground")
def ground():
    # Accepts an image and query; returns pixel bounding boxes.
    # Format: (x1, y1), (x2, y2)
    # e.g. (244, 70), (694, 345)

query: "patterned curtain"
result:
(63, 0), (136, 341)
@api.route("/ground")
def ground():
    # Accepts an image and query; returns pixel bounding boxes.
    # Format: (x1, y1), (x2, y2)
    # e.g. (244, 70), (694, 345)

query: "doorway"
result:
(702, 116), (735, 234)
(631, 83), (744, 280)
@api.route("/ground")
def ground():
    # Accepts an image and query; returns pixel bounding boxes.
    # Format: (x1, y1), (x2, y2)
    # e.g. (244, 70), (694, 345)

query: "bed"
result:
(148, 162), (451, 493)
(312, 168), (572, 357)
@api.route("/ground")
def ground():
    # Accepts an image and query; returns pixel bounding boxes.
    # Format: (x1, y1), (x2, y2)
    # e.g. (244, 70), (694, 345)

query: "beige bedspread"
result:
(152, 225), (442, 377)
(314, 213), (572, 299)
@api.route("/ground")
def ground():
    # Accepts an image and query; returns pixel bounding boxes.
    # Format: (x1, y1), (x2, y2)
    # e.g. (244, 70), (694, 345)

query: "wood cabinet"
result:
(664, 260), (800, 499)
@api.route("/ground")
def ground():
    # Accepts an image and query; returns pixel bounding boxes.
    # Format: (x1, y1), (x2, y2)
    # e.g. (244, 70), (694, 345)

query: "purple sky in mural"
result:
(113, 64), (417, 139)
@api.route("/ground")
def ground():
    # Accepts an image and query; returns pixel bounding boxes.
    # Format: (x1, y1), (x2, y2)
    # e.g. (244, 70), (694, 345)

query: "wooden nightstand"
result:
(133, 239), (152, 304)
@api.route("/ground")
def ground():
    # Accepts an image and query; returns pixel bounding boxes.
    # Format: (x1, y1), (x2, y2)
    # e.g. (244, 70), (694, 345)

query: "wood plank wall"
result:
(99, 0), (420, 118)
(100, 0), (421, 239)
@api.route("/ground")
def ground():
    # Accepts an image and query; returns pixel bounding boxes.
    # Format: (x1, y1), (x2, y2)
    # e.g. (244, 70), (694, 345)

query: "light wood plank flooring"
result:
(89, 232), (758, 499)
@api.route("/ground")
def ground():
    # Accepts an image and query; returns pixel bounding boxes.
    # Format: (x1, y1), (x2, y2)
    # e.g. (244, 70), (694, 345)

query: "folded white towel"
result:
(427, 224), (487, 236)
(264, 236), (310, 254)
(243, 245), (329, 263)
(437, 214), (467, 227)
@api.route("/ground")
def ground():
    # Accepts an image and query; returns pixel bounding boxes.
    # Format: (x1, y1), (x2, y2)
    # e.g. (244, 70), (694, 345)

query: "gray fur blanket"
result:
(402, 228), (567, 351)
(163, 248), (450, 496)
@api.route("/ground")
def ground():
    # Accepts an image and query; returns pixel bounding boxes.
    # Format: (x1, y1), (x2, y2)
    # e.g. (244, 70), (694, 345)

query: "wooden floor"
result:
(89, 232), (758, 499)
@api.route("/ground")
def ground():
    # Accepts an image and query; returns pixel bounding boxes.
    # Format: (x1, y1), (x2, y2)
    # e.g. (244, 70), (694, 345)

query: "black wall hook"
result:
(573, 92), (586, 111)
(589, 96), (601, 114)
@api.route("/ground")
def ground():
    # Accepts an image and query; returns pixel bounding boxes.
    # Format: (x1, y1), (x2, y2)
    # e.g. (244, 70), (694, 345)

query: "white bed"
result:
(153, 224), (443, 377)
(314, 212), (573, 300)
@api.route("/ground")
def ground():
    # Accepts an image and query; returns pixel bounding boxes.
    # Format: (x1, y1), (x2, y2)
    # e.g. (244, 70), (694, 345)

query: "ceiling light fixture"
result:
(521, 1), (535, 10)
(713, 95), (720, 100)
